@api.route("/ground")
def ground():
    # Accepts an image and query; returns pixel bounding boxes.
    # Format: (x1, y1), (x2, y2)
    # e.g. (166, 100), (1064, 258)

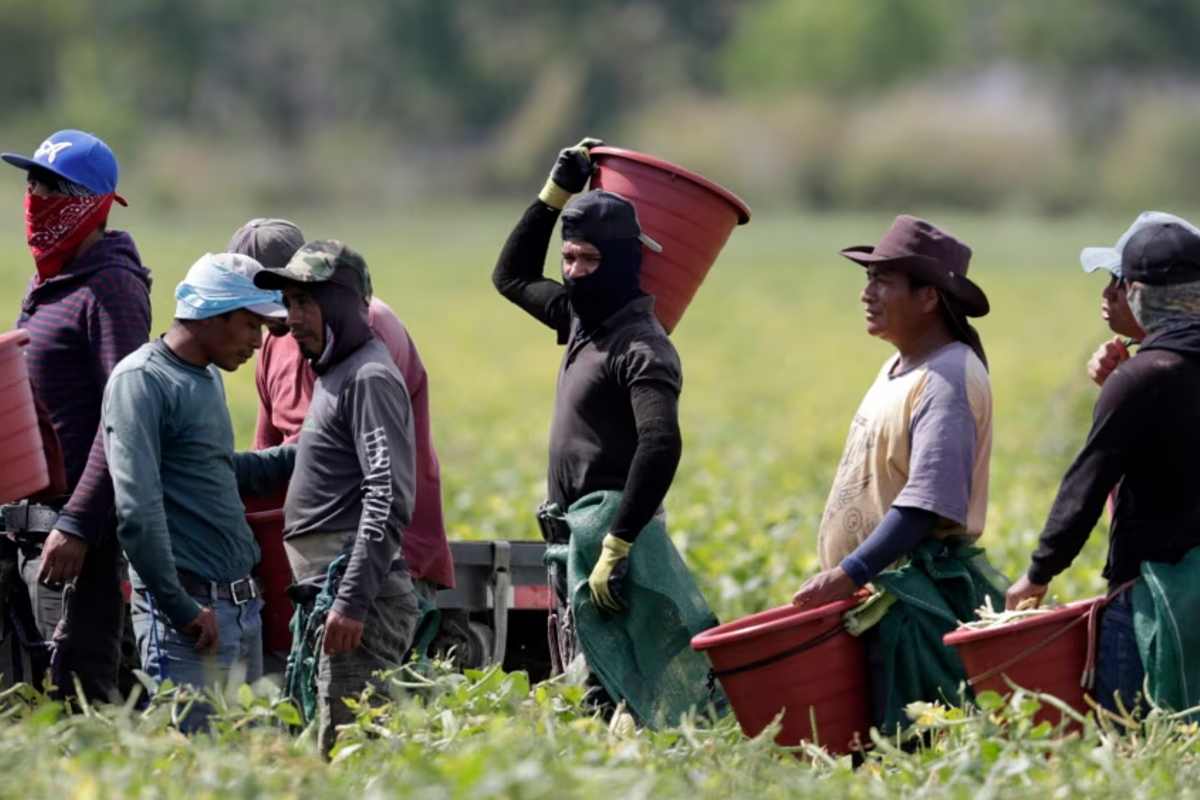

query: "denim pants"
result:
(130, 584), (263, 731)
(1094, 588), (1146, 716)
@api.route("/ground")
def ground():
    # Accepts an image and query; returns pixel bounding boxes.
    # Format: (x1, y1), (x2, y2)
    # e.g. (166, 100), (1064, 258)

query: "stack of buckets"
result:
(0, 330), (49, 504)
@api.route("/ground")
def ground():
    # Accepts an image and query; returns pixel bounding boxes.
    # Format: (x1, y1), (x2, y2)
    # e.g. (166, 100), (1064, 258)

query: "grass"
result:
(0, 203), (1184, 796)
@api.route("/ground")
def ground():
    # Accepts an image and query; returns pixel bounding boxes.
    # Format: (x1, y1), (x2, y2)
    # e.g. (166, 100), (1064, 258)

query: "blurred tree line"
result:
(4, 0), (1200, 213)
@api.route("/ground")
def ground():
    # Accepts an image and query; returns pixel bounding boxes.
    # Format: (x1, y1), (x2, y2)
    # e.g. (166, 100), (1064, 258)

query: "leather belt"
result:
(1, 501), (60, 536)
(177, 570), (261, 606)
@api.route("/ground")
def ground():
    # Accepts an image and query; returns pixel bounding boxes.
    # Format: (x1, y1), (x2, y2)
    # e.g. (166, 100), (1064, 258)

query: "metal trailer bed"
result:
(433, 540), (553, 681)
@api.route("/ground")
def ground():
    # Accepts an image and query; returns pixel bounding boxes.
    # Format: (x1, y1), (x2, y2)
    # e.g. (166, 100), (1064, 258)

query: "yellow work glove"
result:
(538, 137), (605, 210)
(588, 533), (632, 613)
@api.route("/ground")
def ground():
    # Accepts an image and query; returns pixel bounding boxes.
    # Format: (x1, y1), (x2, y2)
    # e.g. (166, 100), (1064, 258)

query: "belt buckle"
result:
(230, 577), (257, 606)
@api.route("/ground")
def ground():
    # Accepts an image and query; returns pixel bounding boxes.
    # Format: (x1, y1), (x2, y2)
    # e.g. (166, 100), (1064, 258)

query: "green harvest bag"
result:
(542, 491), (723, 728)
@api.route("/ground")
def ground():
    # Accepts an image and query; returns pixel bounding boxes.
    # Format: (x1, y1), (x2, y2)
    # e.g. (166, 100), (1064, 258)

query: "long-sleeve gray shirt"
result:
(102, 339), (295, 628)
(283, 337), (416, 621)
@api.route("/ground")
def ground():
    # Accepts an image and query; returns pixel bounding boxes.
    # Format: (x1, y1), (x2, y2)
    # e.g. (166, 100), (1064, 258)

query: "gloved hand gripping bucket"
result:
(0, 330), (49, 503)
(691, 598), (869, 755)
(588, 147), (751, 334)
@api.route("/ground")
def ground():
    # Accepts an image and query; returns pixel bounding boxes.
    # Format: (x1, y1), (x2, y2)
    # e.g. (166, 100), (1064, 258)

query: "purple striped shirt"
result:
(16, 231), (152, 543)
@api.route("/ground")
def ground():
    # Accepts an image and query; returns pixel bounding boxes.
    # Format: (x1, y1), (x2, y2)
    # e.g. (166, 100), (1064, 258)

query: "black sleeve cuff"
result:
(1026, 562), (1056, 586)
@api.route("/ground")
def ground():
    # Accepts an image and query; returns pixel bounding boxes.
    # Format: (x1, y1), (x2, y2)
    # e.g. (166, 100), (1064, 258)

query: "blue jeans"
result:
(1094, 589), (1145, 716)
(130, 584), (263, 731)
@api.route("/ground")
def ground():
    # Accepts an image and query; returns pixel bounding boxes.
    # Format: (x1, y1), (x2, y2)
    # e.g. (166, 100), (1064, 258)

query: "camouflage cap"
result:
(252, 239), (373, 299)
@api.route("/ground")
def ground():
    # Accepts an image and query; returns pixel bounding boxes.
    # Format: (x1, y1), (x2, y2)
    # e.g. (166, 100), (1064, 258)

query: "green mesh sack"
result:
(1134, 546), (1200, 716)
(543, 491), (723, 728)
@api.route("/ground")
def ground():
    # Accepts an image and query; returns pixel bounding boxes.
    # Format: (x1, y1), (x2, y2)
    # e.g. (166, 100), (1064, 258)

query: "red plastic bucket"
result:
(243, 491), (294, 654)
(0, 330), (48, 504)
(589, 147), (751, 334)
(943, 597), (1103, 725)
(691, 598), (869, 754)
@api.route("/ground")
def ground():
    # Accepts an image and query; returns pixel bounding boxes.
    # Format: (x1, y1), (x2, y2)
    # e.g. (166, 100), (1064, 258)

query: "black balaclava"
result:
(561, 191), (646, 330)
(309, 273), (373, 375)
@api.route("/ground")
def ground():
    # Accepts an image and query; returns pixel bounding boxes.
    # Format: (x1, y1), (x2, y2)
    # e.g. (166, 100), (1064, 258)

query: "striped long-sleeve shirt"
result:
(17, 231), (152, 543)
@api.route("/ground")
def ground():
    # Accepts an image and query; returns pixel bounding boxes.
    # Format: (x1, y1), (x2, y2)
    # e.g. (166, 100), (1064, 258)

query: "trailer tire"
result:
(468, 621), (496, 668)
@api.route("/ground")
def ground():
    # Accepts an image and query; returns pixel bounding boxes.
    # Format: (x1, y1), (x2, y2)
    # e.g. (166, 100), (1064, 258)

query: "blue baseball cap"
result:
(2, 129), (127, 206)
(175, 253), (288, 321)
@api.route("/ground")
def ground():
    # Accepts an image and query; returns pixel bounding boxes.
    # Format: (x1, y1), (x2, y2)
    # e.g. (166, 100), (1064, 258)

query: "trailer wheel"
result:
(430, 613), (497, 670)
(467, 621), (496, 668)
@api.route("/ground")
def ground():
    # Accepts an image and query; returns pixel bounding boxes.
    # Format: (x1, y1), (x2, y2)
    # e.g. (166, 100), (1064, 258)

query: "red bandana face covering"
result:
(24, 189), (115, 282)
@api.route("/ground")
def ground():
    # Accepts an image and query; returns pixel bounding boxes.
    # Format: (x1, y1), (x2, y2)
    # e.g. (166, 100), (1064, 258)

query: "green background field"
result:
(6, 205), (1198, 797)
(0, 205), (1130, 617)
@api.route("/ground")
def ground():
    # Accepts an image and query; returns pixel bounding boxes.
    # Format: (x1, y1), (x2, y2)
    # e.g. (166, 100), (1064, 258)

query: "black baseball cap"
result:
(1121, 221), (1200, 286)
(561, 190), (662, 252)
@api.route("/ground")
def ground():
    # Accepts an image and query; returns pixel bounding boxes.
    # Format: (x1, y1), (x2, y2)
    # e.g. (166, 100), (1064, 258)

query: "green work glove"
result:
(588, 533), (632, 613)
(538, 137), (605, 210)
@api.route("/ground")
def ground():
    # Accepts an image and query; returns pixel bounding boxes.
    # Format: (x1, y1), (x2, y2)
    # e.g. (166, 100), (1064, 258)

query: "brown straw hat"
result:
(839, 215), (989, 317)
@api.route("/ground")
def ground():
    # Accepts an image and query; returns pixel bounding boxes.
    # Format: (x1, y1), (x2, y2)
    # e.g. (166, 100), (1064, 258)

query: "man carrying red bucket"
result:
(492, 140), (718, 725)
(1007, 216), (1200, 717)
(792, 215), (1006, 734)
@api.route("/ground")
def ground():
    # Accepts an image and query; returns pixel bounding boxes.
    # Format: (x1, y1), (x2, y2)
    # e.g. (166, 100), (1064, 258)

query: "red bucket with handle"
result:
(0, 330), (49, 504)
(243, 491), (294, 654)
(691, 598), (869, 754)
(588, 147), (751, 334)
(943, 596), (1104, 726)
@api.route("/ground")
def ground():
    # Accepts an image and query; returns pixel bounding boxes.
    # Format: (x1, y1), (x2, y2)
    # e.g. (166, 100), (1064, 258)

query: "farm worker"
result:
(1007, 218), (1200, 716)
(101, 253), (294, 728)
(229, 219), (452, 670)
(1079, 215), (1198, 386)
(793, 215), (1002, 733)
(1, 129), (150, 701)
(252, 241), (419, 757)
(232, 219), (450, 587)
(492, 140), (684, 707)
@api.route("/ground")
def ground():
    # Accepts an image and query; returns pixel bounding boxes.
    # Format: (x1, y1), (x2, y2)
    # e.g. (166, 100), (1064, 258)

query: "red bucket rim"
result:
(943, 596), (1103, 647)
(590, 146), (752, 226)
(245, 508), (284, 523)
(0, 329), (31, 350)
(692, 597), (862, 652)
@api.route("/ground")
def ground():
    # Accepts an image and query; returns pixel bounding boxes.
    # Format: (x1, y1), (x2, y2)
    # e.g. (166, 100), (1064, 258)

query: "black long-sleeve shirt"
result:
(1028, 339), (1200, 586)
(493, 200), (683, 541)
